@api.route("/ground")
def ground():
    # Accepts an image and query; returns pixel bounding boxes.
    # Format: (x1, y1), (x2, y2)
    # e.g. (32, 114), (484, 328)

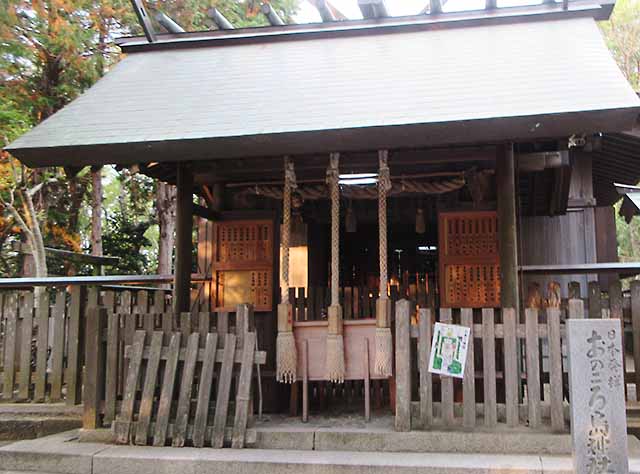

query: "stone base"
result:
(77, 414), (640, 456)
(3, 429), (640, 474)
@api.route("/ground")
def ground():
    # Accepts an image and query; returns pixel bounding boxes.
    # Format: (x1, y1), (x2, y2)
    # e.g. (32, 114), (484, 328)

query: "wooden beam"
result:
(129, 0), (156, 43)
(173, 162), (194, 314)
(193, 203), (220, 221)
(207, 8), (235, 30)
(358, 0), (388, 18)
(496, 143), (519, 309)
(261, 3), (285, 26)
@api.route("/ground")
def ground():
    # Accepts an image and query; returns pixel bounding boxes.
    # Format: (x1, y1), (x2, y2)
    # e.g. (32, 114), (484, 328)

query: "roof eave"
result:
(8, 107), (639, 169)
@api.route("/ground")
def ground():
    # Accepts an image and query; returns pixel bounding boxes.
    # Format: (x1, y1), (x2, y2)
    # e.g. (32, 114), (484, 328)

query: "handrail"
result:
(0, 274), (210, 288)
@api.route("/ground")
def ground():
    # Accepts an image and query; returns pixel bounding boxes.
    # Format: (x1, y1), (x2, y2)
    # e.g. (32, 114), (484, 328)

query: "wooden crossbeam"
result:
(261, 3), (285, 26)
(155, 12), (185, 33)
(421, 0), (448, 14)
(430, 0), (443, 14)
(207, 8), (235, 30)
(358, 0), (388, 18)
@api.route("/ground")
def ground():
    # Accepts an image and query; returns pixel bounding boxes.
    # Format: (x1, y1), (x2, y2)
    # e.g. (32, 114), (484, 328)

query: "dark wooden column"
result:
(497, 143), (520, 310)
(173, 162), (194, 314)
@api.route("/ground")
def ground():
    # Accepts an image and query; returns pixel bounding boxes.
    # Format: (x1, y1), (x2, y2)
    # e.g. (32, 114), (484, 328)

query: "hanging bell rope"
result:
(375, 150), (393, 377)
(276, 156), (297, 384)
(325, 152), (345, 383)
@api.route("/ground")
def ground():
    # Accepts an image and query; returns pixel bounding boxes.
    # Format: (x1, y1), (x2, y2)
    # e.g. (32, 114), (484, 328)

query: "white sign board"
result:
(566, 319), (628, 474)
(428, 322), (470, 379)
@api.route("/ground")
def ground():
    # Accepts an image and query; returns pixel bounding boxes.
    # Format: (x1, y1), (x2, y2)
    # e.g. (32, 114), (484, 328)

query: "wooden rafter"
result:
(154, 11), (185, 33)
(358, 0), (388, 19)
(207, 8), (235, 30)
(261, 3), (285, 25)
(309, 0), (348, 22)
(421, 0), (448, 15)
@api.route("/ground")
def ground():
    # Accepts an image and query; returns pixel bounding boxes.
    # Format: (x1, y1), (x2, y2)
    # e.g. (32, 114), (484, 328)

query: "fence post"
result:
(66, 285), (85, 405)
(395, 299), (411, 432)
(588, 281), (601, 319)
(83, 306), (107, 429)
(631, 281), (640, 402)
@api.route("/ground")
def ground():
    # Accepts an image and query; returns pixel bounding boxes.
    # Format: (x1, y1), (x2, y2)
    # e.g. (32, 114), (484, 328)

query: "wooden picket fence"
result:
(0, 289), (85, 404)
(83, 302), (265, 448)
(394, 299), (591, 432)
(0, 286), (168, 404)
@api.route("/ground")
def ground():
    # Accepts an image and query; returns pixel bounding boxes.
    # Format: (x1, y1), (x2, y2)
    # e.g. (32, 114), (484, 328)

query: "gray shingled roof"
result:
(6, 16), (640, 167)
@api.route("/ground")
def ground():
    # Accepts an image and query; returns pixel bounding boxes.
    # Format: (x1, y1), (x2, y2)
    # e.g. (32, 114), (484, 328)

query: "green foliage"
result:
(0, 0), (299, 276)
(600, 0), (640, 90)
(152, 0), (299, 30)
(102, 213), (152, 274)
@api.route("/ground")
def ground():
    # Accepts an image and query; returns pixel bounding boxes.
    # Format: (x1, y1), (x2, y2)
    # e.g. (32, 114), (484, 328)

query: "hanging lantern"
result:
(415, 208), (426, 234)
(290, 212), (307, 247)
(346, 200), (357, 233)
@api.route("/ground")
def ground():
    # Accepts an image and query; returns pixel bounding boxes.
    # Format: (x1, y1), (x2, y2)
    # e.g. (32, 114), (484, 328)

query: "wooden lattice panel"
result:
(213, 221), (272, 270)
(212, 220), (273, 312)
(439, 211), (500, 308)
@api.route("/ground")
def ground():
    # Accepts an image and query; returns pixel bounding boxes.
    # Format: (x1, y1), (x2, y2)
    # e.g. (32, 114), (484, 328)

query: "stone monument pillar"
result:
(567, 319), (628, 474)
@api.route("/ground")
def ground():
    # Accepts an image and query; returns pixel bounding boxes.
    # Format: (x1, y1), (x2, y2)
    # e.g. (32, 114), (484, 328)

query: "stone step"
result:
(0, 404), (82, 441)
(2, 430), (640, 474)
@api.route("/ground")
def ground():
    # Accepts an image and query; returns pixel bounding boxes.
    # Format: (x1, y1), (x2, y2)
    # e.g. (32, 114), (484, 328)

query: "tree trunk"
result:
(157, 181), (177, 276)
(91, 166), (103, 256)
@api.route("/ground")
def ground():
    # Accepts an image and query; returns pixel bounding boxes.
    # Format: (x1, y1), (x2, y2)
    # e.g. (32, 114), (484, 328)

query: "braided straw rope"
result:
(276, 156), (297, 383)
(281, 157), (296, 303)
(245, 176), (465, 201)
(327, 153), (340, 307)
(326, 152), (345, 383)
(378, 150), (391, 301)
(375, 150), (393, 377)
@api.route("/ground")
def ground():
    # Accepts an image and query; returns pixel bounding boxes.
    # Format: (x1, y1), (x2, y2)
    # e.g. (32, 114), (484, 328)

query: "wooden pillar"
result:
(173, 162), (194, 314)
(497, 143), (520, 310)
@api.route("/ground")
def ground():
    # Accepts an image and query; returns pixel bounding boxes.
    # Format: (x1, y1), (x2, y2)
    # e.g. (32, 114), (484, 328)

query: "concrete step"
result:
(2, 430), (640, 474)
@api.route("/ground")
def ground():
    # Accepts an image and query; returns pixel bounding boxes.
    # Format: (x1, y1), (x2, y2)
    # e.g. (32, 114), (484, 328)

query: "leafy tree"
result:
(0, 0), (301, 277)
(600, 0), (640, 90)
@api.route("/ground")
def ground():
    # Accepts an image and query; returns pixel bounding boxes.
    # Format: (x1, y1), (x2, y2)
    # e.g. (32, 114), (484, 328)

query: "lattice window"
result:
(213, 220), (273, 312)
(439, 211), (500, 308)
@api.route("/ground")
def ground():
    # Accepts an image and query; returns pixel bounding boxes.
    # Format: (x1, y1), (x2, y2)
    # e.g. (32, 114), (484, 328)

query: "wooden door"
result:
(212, 220), (274, 312)
(438, 211), (500, 308)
